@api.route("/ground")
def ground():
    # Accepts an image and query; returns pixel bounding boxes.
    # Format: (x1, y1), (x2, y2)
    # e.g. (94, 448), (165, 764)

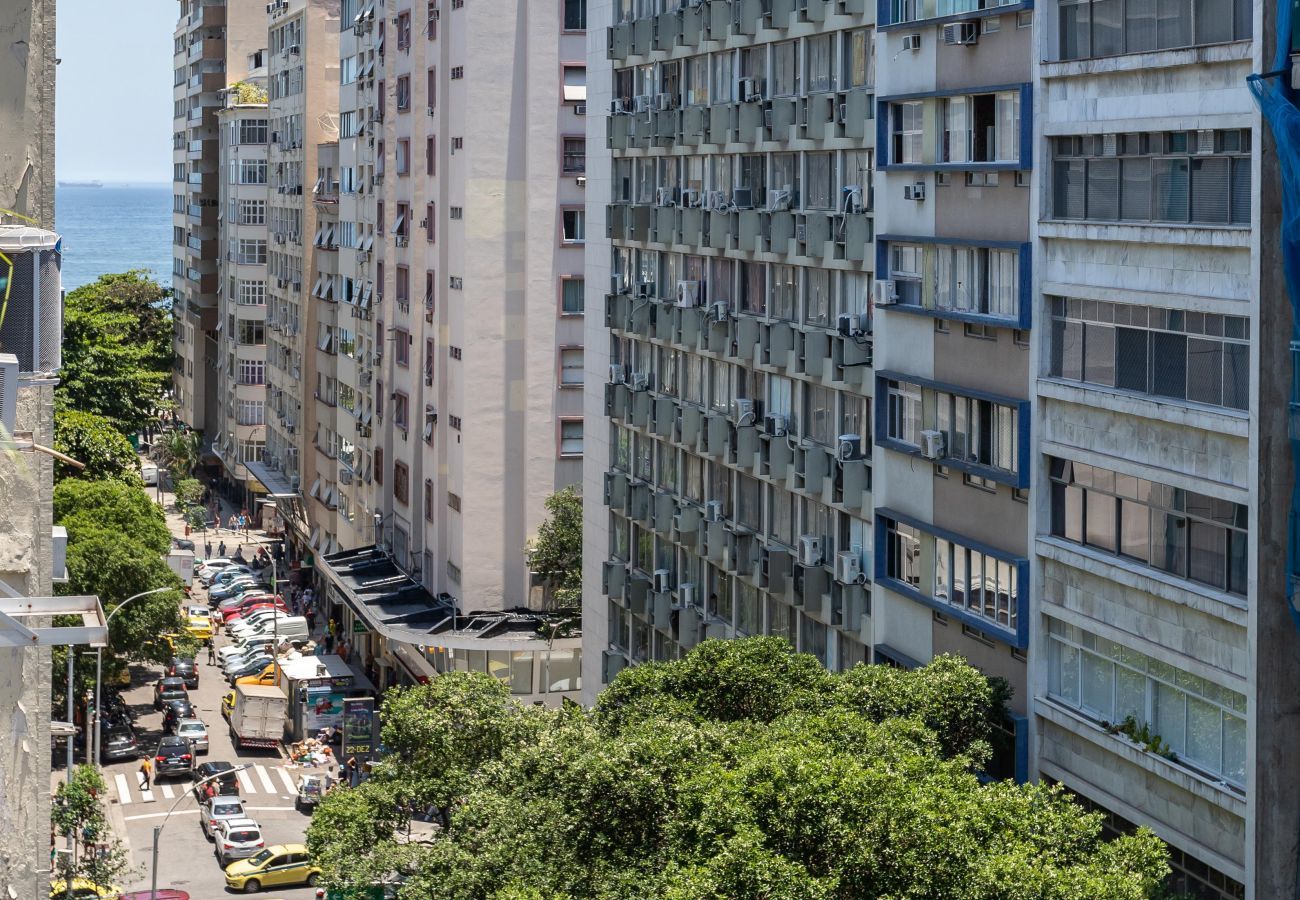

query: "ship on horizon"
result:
(58, 179), (102, 188)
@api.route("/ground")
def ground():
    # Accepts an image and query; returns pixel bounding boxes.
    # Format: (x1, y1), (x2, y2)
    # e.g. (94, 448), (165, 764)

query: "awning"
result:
(245, 460), (299, 497)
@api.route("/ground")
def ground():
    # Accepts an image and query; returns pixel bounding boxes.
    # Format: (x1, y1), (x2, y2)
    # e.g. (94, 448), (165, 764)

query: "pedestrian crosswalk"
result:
(111, 763), (307, 806)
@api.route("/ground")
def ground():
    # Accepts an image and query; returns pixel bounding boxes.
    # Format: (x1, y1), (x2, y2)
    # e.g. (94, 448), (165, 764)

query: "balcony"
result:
(187, 36), (224, 63)
(186, 138), (217, 160)
(186, 268), (219, 295)
(188, 1), (226, 31)
(187, 203), (218, 228)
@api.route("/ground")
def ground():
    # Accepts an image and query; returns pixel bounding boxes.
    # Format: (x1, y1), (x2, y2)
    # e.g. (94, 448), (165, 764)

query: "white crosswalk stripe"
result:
(140, 788), (156, 804)
(255, 765), (276, 794)
(236, 766), (255, 794)
(277, 767), (297, 795)
(114, 773), (132, 805)
(159, 782), (175, 799)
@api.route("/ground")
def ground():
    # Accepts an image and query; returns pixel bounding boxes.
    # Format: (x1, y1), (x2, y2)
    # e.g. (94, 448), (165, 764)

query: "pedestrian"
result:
(323, 630), (334, 654)
(218, 540), (227, 558)
(204, 540), (212, 560)
(138, 757), (152, 791)
(228, 514), (239, 532)
(345, 755), (358, 787)
(206, 638), (217, 665)
(305, 608), (316, 635)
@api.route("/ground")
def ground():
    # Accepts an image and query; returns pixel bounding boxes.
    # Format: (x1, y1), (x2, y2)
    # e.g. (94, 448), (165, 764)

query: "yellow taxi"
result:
(236, 663), (280, 687)
(221, 689), (236, 720)
(49, 877), (120, 899)
(183, 616), (214, 641)
(223, 843), (320, 892)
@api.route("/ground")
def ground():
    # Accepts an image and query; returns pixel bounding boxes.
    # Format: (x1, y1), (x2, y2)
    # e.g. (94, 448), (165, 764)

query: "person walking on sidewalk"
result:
(228, 514), (239, 532)
(139, 757), (152, 791)
(206, 638), (217, 665)
(218, 540), (227, 558)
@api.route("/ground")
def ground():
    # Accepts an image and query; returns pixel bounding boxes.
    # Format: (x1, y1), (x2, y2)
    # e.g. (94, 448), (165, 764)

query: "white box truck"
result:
(229, 683), (288, 750)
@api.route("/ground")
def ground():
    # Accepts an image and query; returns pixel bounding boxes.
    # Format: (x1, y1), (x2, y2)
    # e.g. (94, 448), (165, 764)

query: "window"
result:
(396, 265), (410, 307)
(237, 400), (265, 426)
(805, 152), (834, 209)
(562, 137), (585, 174)
(394, 461), (409, 504)
(771, 40), (798, 96)
(396, 139), (410, 174)
(236, 319), (265, 345)
(560, 419), (583, 456)
(238, 359), (265, 384)
(396, 75), (411, 110)
(562, 209), (585, 243)
(395, 11), (412, 50)
(238, 199), (266, 225)
(426, 135), (436, 176)
(448, 492), (462, 512)
(450, 66), (464, 79)
(237, 119), (269, 144)
(562, 65), (586, 102)
(1052, 131), (1250, 225)
(424, 479), (434, 520)
(892, 102), (924, 164)
(561, 277), (584, 314)
(236, 239), (266, 265)
(560, 348), (584, 386)
(1049, 457), (1247, 596)
(237, 159), (267, 184)
(375, 446), (384, 485)
(885, 380), (922, 446)
(395, 202), (410, 238)
(237, 280), (266, 306)
(1048, 296), (1249, 410)
(1058, 0), (1252, 60)
(394, 327), (410, 366)
(1046, 618), (1245, 785)
(564, 0), (586, 29)
(806, 34), (835, 93)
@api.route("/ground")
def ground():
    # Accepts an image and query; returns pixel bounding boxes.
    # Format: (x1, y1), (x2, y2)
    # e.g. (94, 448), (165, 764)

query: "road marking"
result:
(236, 767), (255, 794)
(123, 805), (296, 822)
(159, 782), (175, 799)
(255, 765), (277, 794)
(140, 788), (155, 803)
(114, 774), (132, 805)
(277, 767), (297, 795)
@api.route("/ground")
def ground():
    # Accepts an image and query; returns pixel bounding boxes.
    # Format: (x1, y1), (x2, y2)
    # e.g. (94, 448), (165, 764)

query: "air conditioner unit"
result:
(799, 535), (823, 568)
(679, 582), (696, 607)
(732, 188), (753, 209)
(705, 499), (724, 522)
(842, 185), (864, 214)
(396, 235), (409, 247)
(654, 94), (673, 111)
(1196, 129), (1216, 154)
(427, 106), (436, 117)
(739, 77), (760, 102)
(656, 187), (676, 207)
(834, 550), (863, 585)
(904, 182), (926, 201)
(676, 280), (701, 308)
(874, 280), (899, 306)
(419, 217), (429, 229)
(682, 188), (700, 208)
(902, 33), (922, 51)
(637, 281), (655, 298)
(705, 190), (726, 210)
(634, 94), (652, 113)
(837, 434), (863, 461)
(0, 354), (17, 435)
(652, 568), (672, 593)
(574, 104), (587, 116)
(837, 312), (868, 337)
(709, 300), (730, 323)
(942, 21), (979, 44)
(920, 429), (946, 460)
(763, 413), (787, 437)
(340, 469), (354, 484)
(629, 372), (650, 392)
(732, 397), (756, 426)
(795, 223), (807, 242)
(767, 189), (791, 211)
(609, 364), (626, 384)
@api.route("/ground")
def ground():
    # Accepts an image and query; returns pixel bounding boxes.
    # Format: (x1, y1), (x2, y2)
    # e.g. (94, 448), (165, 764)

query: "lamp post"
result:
(94, 587), (174, 764)
(149, 764), (250, 899)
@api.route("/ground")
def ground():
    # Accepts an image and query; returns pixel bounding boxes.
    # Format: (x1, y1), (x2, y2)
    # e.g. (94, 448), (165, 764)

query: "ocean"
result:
(54, 183), (173, 292)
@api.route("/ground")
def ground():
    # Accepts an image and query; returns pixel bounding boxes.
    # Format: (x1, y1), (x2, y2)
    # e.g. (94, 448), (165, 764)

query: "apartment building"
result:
(214, 77), (271, 512)
(584, 0), (879, 690)
(584, 0), (1297, 895)
(172, 0), (270, 440)
(305, 0), (587, 693)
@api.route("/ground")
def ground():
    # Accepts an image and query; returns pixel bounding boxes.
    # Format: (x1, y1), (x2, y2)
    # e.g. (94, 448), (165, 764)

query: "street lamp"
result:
(94, 587), (175, 764)
(149, 763), (251, 900)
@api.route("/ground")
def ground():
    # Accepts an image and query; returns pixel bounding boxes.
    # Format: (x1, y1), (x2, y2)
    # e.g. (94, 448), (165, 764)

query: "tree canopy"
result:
(53, 478), (170, 552)
(528, 486), (582, 607)
(57, 271), (172, 434)
(53, 410), (140, 483)
(307, 638), (1169, 899)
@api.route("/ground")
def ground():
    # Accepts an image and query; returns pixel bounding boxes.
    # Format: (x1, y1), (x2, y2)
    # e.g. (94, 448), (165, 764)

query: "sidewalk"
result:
(156, 480), (278, 561)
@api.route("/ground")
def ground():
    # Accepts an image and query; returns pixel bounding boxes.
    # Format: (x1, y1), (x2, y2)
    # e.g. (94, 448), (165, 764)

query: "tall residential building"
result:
(214, 73), (271, 511)
(584, 0), (1294, 895)
(172, 0), (272, 441)
(302, 0), (587, 695)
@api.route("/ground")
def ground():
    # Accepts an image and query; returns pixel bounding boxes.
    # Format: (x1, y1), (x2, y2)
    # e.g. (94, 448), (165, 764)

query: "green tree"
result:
(57, 271), (172, 434)
(52, 765), (136, 892)
(53, 410), (140, 483)
(53, 478), (170, 552)
(173, 476), (205, 509)
(527, 486), (582, 607)
(158, 429), (201, 483)
(307, 640), (1170, 899)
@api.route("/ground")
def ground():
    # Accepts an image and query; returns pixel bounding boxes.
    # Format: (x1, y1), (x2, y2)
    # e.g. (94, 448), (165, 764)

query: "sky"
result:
(56, 0), (177, 183)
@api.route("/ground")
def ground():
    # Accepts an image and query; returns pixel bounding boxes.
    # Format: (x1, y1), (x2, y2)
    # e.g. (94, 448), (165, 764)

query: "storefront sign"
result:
(304, 675), (354, 689)
(304, 686), (346, 733)
(352, 618), (369, 634)
(342, 697), (376, 758)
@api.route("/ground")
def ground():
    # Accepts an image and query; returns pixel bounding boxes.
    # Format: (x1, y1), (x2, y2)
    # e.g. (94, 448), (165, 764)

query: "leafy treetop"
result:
(52, 409), (140, 483)
(528, 486), (582, 607)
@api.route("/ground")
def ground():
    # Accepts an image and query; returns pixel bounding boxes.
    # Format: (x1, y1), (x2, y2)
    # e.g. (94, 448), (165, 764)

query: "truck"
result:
(228, 683), (287, 750)
(166, 548), (195, 587)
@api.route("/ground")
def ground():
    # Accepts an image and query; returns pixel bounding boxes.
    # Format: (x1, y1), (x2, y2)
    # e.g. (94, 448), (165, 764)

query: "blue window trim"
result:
(876, 0), (1034, 30)
(873, 371), (1031, 488)
(877, 83), (1034, 171)
(1010, 712), (1029, 784)
(872, 506), (1030, 648)
(875, 233), (1033, 330)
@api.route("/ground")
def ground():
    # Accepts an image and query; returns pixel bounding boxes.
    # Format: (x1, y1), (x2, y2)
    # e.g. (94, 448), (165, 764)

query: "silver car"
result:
(174, 718), (209, 754)
(201, 796), (247, 840)
(214, 818), (265, 866)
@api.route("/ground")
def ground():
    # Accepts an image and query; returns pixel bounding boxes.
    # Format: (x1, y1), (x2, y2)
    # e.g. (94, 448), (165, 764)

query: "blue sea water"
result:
(54, 183), (173, 292)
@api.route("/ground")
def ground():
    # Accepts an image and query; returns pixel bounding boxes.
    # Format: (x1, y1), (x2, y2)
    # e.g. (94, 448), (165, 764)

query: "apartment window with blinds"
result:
(560, 420), (584, 456)
(1048, 297), (1249, 411)
(237, 159), (267, 184)
(805, 153), (835, 209)
(806, 34), (835, 94)
(1049, 457), (1248, 596)
(560, 277), (584, 314)
(562, 137), (586, 174)
(892, 102), (924, 164)
(238, 360), (265, 385)
(1058, 0), (1252, 60)
(925, 245), (1019, 317)
(771, 41), (798, 97)
(1046, 618), (1245, 785)
(1051, 131), (1250, 225)
(560, 348), (584, 386)
(844, 29), (873, 88)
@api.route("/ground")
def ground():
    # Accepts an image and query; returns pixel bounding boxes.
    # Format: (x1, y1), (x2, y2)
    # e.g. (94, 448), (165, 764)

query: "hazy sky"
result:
(56, 0), (177, 183)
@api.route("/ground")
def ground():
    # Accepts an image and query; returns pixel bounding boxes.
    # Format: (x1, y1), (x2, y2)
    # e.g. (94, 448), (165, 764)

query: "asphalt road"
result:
(101, 579), (323, 897)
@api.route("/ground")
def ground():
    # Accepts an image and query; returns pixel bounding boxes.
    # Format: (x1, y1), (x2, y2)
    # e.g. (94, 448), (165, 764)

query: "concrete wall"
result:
(0, 0), (55, 225)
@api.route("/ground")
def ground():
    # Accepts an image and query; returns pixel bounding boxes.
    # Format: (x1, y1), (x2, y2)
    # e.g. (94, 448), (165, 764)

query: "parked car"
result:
(117, 890), (190, 900)
(221, 598), (286, 624)
(227, 656), (274, 684)
(214, 818), (265, 866)
(100, 726), (140, 763)
(153, 736), (195, 779)
(193, 761), (241, 801)
(162, 698), (196, 734)
(217, 591), (277, 614)
(185, 604), (212, 621)
(201, 565), (251, 587)
(222, 844), (320, 893)
(221, 643), (275, 672)
(210, 579), (270, 603)
(175, 718), (209, 753)
(165, 657), (199, 690)
(48, 877), (120, 899)
(200, 794), (247, 839)
(183, 616), (214, 641)
(153, 677), (189, 710)
(236, 664), (281, 688)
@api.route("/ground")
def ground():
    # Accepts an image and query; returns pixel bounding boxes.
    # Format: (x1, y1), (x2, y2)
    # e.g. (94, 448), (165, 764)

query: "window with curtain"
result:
(1057, 0), (1251, 60)
(561, 278), (584, 314)
(771, 41), (798, 97)
(806, 34), (835, 93)
(805, 152), (834, 209)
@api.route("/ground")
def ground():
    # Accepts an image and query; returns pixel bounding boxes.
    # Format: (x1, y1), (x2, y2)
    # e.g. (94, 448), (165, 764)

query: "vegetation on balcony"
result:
(229, 80), (268, 104)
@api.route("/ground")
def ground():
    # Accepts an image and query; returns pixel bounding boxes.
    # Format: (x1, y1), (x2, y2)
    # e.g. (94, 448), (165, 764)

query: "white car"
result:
(214, 818), (265, 866)
(174, 718), (209, 754)
(200, 796), (247, 840)
(140, 460), (159, 486)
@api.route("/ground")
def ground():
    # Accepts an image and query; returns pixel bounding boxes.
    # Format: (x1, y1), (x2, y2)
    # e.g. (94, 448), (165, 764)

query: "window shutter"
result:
(1086, 158), (1120, 220)
(1230, 157), (1250, 224)
(1120, 158), (1152, 220)
(1190, 156), (1229, 224)
(1152, 158), (1189, 222)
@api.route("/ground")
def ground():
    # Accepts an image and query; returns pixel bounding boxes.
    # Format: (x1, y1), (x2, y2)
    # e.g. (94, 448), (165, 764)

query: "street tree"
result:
(174, 476), (205, 509)
(53, 478), (170, 553)
(527, 486), (582, 607)
(57, 271), (173, 434)
(52, 764), (136, 893)
(52, 410), (140, 483)
(158, 429), (201, 483)
(307, 640), (1170, 899)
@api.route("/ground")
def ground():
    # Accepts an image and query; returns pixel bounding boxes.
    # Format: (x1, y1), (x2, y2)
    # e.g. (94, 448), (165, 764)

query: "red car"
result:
(220, 596), (284, 623)
(223, 601), (289, 627)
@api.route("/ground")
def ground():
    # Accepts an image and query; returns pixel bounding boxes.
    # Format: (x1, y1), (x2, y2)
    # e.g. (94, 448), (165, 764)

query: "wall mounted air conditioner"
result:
(903, 182), (926, 201)
(874, 280), (898, 306)
(837, 435), (862, 461)
(837, 312), (868, 337)
(767, 189), (791, 211)
(799, 535), (823, 568)
(732, 188), (753, 209)
(656, 187), (676, 207)
(709, 301), (730, 323)
(834, 550), (863, 584)
(763, 413), (787, 437)
(739, 77), (761, 102)
(732, 397), (756, 426)
(920, 429), (946, 460)
(901, 33), (922, 51)
(676, 280), (701, 308)
(841, 185), (864, 214)
(942, 21), (978, 44)
(609, 363), (626, 384)
(652, 568), (672, 593)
